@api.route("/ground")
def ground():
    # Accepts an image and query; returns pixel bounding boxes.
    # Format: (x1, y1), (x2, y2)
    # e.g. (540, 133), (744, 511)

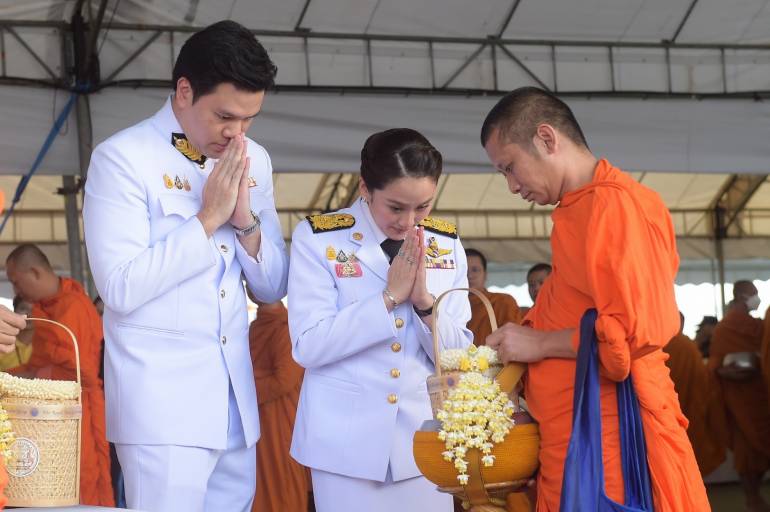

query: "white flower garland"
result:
(436, 346), (514, 485)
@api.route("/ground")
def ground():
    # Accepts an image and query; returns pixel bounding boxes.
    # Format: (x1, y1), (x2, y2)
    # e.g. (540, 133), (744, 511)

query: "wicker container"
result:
(2, 318), (82, 507)
(414, 288), (540, 511)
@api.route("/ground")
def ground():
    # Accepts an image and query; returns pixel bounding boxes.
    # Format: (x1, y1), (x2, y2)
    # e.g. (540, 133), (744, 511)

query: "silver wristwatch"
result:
(232, 210), (261, 237)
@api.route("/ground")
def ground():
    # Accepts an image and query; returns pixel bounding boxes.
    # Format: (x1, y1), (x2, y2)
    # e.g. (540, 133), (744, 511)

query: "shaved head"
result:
(732, 280), (757, 301)
(6, 244), (52, 271)
(480, 87), (589, 151)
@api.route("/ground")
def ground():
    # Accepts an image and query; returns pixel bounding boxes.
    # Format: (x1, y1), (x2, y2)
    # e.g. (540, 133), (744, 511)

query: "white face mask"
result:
(745, 294), (761, 311)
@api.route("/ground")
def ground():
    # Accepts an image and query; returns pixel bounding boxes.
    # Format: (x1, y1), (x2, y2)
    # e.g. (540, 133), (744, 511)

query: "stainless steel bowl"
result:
(723, 351), (760, 370)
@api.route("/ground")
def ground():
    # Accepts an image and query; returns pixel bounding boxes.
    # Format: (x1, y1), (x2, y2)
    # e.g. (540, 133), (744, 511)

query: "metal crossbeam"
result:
(710, 174), (768, 237)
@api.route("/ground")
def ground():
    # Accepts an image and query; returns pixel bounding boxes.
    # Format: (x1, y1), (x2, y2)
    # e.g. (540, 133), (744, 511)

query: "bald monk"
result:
(663, 312), (725, 476)
(708, 281), (770, 512)
(5, 244), (114, 506)
(695, 315), (718, 359)
(482, 87), (708, 511)
(465, 248), (521, 345)
(247, 295), (308, 512)
(526, 263), (551, 305)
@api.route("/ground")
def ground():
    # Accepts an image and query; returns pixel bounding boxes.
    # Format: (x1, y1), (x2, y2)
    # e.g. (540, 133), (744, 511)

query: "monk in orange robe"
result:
(708, 282), (770, 512)
(465, 248), (521, 345)
(5, 244), (114, 507)
(248, 298), (309, 512)
(482, 87), (709, 511)
(664, 313), (725, 476)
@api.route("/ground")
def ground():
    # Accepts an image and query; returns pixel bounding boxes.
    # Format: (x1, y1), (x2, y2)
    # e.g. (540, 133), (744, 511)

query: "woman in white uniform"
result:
(288, 128), (473, 511)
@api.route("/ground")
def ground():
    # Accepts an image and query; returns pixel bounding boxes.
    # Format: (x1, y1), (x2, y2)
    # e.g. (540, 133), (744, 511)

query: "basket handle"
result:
(25, 317), (82, 406)
(430, 287), (525, 395)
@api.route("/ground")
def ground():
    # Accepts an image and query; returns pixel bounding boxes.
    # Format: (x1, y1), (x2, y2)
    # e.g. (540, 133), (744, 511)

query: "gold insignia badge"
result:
(174, 175), (184, 190)
(248, 176), (257, 188)
(336, 250), (349, 263)
(424, 255), (456, 270)
(426, 236), (452, 258)
(419, 216), (458, 239)
(171, 133), (207, 168)
(183, 177), (191, 192)
(306, 213), (356, 233)
(163, 174), (174, 189)
(352, 232), (363, 241)
(326, 246), (336, 260)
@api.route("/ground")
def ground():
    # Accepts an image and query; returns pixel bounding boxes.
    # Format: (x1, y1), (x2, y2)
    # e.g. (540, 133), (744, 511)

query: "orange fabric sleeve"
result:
(584, 187), (679, 382)
(255, 332), (304, 406)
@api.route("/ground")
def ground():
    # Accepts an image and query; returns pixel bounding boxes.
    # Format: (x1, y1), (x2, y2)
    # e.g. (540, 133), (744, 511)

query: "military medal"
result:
(424, 256), (456, 269)
(183, 177), (191, 192)
(335, 261), (363, 278)
(426, 236), (452, 258)
(174, 175), (184, 190)
(163, 174), (174, 189)
(326, 246), (336, 260)
(336, 250), (349, 263)
(248, 176), (257, 188)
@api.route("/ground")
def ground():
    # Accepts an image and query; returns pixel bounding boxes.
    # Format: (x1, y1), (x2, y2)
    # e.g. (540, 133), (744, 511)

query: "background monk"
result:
(465, 248), (521, 345)
(695, 315), (718, 359)
(520, 263), (552, 318)
(708, 281), (770, 512)
(482, 87), (708, 511)
(5, 244), (114, 506)
(247, 293), (308, 512)
(664, 312), (726, 477)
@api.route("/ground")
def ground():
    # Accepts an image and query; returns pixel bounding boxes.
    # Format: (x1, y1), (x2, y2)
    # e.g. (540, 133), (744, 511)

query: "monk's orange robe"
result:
(663, 333), (726, 476)
(11, 278), (114, 506)
(707, 309), (770, 476)
(525, 159), (708, 511)
(249, 304), (309, 512)
(761, 306), (770, 404)
(469, 290), (521, 346)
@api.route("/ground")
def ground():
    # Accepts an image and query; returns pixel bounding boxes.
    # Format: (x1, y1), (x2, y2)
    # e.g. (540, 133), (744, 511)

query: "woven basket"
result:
(2, 317), (82, 507)
(414, 288), (540, 511)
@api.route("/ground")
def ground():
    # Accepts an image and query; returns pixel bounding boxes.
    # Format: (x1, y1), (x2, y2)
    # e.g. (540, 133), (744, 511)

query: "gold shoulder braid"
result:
(306, 213), (356, 233)
(171, 133), (207, 168)
(419, 216), (458, 239)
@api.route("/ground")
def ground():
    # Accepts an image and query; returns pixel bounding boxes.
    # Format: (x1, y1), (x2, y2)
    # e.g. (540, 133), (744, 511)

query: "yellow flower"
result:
(477, 357), (489, 371)
(459, 357), (471, 372)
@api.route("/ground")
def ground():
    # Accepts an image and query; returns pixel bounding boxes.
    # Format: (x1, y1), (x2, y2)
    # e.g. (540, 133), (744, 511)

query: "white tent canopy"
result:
(0, 0), (769, 283)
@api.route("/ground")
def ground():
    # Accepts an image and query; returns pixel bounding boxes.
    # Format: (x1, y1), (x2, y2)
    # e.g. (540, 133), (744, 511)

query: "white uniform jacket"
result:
(83, 97), (289, 449)
(288, 198), (472, 482)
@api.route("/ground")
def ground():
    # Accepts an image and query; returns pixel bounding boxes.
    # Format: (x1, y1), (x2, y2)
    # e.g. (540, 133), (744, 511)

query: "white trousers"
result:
(116, 384), (257, 512)
(311, 467), (452, 512)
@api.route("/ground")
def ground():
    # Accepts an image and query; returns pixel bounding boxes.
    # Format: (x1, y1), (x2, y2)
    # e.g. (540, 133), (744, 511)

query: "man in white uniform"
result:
(83, 20), (288, 512)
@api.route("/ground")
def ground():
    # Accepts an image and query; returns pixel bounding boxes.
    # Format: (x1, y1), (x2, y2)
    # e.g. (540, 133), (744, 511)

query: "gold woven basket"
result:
(413, 288), (540, 511)
(2, 317), (82, 507)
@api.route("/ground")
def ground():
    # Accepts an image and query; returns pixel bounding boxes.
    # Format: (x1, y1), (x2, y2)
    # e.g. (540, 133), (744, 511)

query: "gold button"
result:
(220, 289), (226, 298)
(220, 244), (228, 253)
(391, 342), (401, 353)
(353, 232), (363, 241)
(387, 393), (398, 404)
(390, 368), (400, 378)
(395, 318), (404, 329)
(221, 336), (227, 345)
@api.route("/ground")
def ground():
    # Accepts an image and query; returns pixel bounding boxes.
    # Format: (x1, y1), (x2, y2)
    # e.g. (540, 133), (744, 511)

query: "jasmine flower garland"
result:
(436, 353), (515, 485)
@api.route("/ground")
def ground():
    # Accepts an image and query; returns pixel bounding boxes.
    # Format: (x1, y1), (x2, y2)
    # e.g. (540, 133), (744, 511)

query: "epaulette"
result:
(419, 217), (457, 239)
(306, 213), (356, 233)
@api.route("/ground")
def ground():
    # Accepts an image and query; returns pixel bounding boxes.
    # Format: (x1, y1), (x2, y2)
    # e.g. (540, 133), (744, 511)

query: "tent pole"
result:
(713, 206), (727, 316)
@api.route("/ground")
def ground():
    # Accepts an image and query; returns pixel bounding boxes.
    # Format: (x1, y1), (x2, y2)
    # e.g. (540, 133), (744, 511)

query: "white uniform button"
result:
(221, 335), (227, 345)
(390, 368), (400, 378)
(220, 289), (226, 298)
(387, 393), (398, 404)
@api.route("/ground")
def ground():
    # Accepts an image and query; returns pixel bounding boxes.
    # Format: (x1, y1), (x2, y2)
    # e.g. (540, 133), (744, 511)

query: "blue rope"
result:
(0, 91), (79, 235)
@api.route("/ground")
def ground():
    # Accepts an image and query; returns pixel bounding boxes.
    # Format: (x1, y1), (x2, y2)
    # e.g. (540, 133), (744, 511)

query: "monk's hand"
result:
(384, 229), (419, 310)
(485, 323), (546, 363)
(0, 305), (26, 353)
(197, 134), (247, 237)
(409, 227), (433, 311)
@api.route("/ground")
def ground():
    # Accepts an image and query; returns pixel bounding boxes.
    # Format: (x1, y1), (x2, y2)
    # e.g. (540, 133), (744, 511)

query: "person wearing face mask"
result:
(83, 20), (289, 512)
(288, 128), (472, 512)
(708, 281), (770, 512)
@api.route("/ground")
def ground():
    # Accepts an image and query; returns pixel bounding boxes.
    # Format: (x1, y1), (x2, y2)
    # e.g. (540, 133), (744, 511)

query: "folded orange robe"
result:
(525, 159), (708, 511)
(663, 333), (726, 476)
(11, 278), (114, 506)
(707, 308), (770, 476)
(469, 290), (522, 346)
(249, 304), (309, 512)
